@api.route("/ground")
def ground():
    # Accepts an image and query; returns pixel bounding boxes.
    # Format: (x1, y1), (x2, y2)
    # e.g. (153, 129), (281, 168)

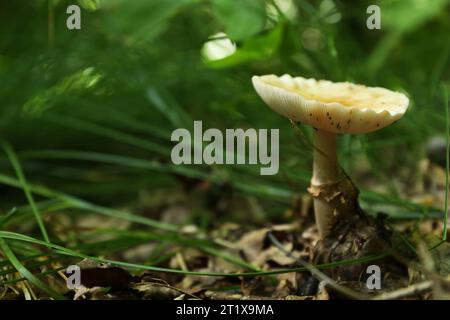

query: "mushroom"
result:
(252, 74), (409, 237)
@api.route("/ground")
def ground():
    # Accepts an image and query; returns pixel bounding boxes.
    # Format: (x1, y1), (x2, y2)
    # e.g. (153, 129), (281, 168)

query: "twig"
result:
(372, 280), (433, 300)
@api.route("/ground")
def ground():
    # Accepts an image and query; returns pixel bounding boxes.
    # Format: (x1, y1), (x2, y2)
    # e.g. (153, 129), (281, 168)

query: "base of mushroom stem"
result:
(308, 178), (360, 237)
(310, 212), (410, 297)
(307, 179), (411, 296)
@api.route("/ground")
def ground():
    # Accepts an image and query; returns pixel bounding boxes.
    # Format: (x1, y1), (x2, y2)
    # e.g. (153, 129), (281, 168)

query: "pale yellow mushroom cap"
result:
(252, 74), (409, 134)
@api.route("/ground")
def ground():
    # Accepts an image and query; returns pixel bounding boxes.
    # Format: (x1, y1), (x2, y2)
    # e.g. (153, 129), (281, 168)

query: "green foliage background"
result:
(0, 0), (449, 243)
(0, 0), (449, 299)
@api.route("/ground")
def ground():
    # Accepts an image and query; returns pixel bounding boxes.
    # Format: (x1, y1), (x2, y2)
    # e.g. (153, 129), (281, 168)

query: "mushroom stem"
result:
(312, 129), (339, 237)
(312, 129), (338, 185)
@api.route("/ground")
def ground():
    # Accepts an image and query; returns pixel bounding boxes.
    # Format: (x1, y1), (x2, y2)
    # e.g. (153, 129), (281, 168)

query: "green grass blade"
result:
(428, 84), (450, 251)
(79, 228), (260, 271)
(0, 173), (178, 232)
(146, 86), (192, 129)
(0, 231), (386, 278)
(46, 114), (170, 157)
(1, 266), (66, 286)
(1, 141), (50, 243)
(0, 238), (65, 299)
(442, 84), (449, 241)
(0, 207), (17, 228)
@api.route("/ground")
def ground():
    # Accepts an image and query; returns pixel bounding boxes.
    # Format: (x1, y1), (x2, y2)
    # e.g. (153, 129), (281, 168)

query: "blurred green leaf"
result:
(23, 68), (102, 116)
(212, 0), (266, 41)
(103, 0), (191, 43)
(382, 0), (450, 32)
(206, 24), (283, 68)
(77, 0), (103, 11)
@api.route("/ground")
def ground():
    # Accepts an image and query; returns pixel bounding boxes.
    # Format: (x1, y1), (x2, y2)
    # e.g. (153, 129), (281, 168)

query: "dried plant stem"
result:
(372, 281), (433, 300)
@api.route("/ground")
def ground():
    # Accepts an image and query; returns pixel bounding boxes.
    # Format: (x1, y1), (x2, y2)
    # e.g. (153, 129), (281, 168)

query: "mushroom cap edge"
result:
(252, 74), (409, 134)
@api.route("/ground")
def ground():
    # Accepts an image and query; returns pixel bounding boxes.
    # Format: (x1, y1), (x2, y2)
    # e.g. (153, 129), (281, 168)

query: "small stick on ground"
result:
(372, 280), (434, 300)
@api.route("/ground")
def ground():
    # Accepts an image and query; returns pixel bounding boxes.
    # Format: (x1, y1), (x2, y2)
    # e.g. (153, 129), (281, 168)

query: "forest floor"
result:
(1, 156), (449, 300)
